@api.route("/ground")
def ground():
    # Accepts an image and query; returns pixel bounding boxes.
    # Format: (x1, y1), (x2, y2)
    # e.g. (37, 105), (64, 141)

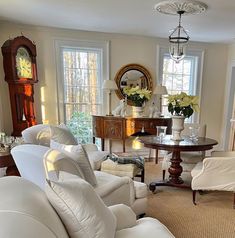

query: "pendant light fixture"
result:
(169, 10), (189, 63)
(155, 0), (208, 63)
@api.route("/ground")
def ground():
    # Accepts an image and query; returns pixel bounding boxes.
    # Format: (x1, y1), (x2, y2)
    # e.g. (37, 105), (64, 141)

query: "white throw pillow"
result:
(86, 151), (109, 170)
(45, 178), (116, 238)
(50, 124), (78, 145)
(50, 140), (97, 186)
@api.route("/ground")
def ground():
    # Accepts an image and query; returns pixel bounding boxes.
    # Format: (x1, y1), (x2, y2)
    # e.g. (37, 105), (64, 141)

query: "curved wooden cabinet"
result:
(92, 115), (172, 152)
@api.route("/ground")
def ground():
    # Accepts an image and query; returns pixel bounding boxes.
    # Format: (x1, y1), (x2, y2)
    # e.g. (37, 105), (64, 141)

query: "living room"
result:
(0, 0), (235, 238)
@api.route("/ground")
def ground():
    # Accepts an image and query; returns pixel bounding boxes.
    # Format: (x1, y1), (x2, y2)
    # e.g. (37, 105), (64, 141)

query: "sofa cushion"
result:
(50, 140), (97, 186)
(45, 177), (116, 238)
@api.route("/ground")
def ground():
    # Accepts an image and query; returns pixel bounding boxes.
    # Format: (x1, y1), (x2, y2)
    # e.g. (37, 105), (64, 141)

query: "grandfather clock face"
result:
(16, 47), (33, 78)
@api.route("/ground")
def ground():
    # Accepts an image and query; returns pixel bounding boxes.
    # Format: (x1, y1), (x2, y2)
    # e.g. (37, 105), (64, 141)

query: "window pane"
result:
(160, 52), (199, 123)
(62, 48), (102, 143)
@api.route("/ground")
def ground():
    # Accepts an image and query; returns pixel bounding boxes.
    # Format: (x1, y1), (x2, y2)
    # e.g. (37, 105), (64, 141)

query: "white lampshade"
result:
(153, 85), (168, 95)
(102, 80), (118, 90)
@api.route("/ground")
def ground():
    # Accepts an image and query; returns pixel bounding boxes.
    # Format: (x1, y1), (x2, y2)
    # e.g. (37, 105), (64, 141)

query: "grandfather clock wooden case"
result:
(1, 36), (38, 136)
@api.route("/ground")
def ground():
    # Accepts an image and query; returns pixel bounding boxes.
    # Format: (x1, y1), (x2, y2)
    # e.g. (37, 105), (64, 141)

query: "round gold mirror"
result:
(114, 64), (153, 105)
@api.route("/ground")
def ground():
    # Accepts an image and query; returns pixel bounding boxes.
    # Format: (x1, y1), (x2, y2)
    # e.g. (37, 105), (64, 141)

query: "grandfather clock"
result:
(1, 36), (38, 136)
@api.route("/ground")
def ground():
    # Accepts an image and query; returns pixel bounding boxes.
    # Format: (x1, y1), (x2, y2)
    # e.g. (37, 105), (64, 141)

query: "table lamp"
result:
(102, 80), (118, 116)
(153, 85), (168, 115)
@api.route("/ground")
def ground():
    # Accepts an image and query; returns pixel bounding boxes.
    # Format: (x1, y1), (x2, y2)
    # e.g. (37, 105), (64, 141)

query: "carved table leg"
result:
(148, 150), (188, 193)
(168, 151), (183, 184)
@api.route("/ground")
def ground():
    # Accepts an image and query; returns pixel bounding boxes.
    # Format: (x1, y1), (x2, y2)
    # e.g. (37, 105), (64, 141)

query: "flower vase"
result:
(132, 106), (144, 118)
(171, 115), (185, 141)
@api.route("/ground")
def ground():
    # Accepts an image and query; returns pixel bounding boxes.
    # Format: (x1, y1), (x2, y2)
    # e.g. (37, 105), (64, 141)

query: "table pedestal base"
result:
(149, 180), (191, 192)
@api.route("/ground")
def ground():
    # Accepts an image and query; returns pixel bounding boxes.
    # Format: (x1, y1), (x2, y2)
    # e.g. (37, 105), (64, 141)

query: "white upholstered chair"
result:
(22, 124), (109, 170)
(12, 143), (147, 216)
(162, 123), (207, 181)
(11, 124), (148, 216)
(0, 176), (175, 238)
(191, 151), (235, 208)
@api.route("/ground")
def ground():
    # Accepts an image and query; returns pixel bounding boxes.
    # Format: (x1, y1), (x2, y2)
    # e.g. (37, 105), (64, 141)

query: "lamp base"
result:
(106, 113), (114, 116)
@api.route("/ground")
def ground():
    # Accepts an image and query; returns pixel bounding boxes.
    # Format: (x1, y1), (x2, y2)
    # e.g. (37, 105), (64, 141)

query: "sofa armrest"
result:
(108, 204), (137, 230)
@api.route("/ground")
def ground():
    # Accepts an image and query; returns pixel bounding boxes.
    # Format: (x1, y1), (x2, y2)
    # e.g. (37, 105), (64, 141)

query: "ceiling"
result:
(0, 0), (235, 43)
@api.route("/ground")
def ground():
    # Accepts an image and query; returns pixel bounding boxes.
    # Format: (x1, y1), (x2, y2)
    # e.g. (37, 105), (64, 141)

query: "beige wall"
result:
(0, 21), (228, 148)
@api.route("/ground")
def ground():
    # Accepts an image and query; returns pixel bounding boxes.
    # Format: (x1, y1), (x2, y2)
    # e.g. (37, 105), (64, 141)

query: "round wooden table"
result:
(139, 135), (218, 191)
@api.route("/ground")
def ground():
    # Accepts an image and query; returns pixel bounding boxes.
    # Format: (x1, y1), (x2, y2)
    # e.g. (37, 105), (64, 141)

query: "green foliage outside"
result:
(66, 111), (92, 144)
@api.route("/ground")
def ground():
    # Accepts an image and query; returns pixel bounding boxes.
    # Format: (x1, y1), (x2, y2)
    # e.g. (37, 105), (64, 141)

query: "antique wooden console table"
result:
(92, 115), (172, 154)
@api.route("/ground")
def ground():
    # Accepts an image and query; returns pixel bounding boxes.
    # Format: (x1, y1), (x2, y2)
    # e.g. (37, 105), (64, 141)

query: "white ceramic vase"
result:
(171, 115), (185, 141)
(132, 106), (144, 118)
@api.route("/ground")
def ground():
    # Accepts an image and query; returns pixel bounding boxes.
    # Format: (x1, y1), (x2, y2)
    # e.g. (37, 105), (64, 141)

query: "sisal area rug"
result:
(144, 161), (235, 238)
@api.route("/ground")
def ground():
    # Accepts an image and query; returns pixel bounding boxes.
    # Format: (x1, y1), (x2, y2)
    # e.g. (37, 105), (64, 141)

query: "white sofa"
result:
(12, 124), (147, 215)
(0, 176), (174, 238)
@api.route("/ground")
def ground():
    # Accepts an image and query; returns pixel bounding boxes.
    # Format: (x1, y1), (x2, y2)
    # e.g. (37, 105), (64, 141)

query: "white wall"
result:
(0, 21), (228, 148)
(220, 43), (235, 149)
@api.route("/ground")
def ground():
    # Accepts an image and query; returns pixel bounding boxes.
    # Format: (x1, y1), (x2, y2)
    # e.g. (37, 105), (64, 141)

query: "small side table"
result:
(0, 151), (20, 176)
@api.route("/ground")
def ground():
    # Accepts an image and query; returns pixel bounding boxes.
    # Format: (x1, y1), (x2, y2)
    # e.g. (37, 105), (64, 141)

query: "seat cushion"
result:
(45, 177), (116, 238)
(50, 140), (97, 186)
(191, 161), (203, 178)
(115, 217), (174, 238)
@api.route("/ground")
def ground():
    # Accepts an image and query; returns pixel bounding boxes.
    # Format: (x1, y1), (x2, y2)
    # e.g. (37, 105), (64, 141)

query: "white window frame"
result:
(55, 38), (110, 124)
(157, 46), (204, 123)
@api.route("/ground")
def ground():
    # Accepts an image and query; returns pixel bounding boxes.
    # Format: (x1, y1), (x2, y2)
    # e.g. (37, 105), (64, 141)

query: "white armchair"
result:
(191, 153), (235, 208)
(0, 176), (175, 238)
(12, 144), (147, 216)
(162, 123), (206, 181)
(22, 124), (109, 170)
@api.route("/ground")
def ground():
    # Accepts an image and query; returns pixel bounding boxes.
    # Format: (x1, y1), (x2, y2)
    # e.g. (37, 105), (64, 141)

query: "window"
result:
(56, 40), (109, 143)
(159, 48), (203, 122)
